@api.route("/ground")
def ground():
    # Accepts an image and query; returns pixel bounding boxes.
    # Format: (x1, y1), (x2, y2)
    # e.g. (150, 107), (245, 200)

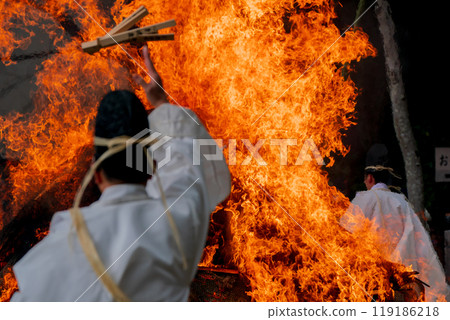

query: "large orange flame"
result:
(0, 0), (426, 302)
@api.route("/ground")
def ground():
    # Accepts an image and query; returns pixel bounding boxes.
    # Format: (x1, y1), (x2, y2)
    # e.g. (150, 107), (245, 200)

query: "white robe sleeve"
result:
(146, 103), (231, 211)
(340, 192), (373, 233)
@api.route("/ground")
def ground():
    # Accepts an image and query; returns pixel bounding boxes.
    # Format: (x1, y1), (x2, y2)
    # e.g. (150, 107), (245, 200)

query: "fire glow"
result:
(0, 0), (426, 302)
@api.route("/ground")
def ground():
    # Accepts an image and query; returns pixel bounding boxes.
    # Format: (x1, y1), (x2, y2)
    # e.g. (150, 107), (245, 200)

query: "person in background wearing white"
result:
(341, 144), (449, 301)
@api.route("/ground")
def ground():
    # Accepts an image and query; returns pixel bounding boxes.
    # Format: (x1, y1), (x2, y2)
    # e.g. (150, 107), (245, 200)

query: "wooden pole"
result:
(106, 5), (149, 36)
(82, 33), (174, 54)
(81, 19), (176, 54)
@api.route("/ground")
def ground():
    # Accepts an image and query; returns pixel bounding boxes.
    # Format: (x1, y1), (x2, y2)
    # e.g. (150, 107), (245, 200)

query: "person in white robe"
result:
(11, 45), (231, 301)
(341, 144), (449, 301)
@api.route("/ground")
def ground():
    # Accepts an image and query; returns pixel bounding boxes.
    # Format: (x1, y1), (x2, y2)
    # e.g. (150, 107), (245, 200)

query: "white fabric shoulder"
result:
(147, 103), (231, 211)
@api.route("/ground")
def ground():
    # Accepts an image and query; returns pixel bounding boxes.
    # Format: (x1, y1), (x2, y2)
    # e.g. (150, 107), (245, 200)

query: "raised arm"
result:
(132, 44), (168, 108)
(133, 45), (231, 211)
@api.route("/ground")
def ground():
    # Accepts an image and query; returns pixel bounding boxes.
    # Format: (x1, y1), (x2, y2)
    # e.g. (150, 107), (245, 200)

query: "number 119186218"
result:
(373, 306), (439, 317)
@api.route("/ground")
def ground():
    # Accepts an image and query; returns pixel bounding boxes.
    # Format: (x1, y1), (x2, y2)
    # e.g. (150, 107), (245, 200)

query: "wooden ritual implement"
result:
(81, 5), (176, 54)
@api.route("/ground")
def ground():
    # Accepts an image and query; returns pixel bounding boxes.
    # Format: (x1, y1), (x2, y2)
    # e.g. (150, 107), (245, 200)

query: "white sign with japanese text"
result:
(436, 147), (450, 182)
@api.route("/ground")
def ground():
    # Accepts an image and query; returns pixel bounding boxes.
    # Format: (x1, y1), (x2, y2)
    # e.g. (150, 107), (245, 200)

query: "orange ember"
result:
(0, 0), (423, 302)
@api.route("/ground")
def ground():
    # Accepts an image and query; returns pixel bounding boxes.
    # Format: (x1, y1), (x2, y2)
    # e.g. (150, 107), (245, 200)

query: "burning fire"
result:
(0, 267), (18, 302)
(0, 0), (431, 302)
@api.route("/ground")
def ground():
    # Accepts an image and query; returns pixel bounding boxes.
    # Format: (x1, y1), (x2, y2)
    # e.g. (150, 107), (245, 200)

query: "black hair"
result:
(364, 169), (391, 185)
(95, 90), (151, 184)
(364, 144), (394, 186)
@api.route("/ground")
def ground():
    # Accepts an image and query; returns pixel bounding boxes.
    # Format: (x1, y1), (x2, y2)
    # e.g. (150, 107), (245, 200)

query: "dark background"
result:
(325, 0), (450, 271)
(330, 0), (450, 230)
